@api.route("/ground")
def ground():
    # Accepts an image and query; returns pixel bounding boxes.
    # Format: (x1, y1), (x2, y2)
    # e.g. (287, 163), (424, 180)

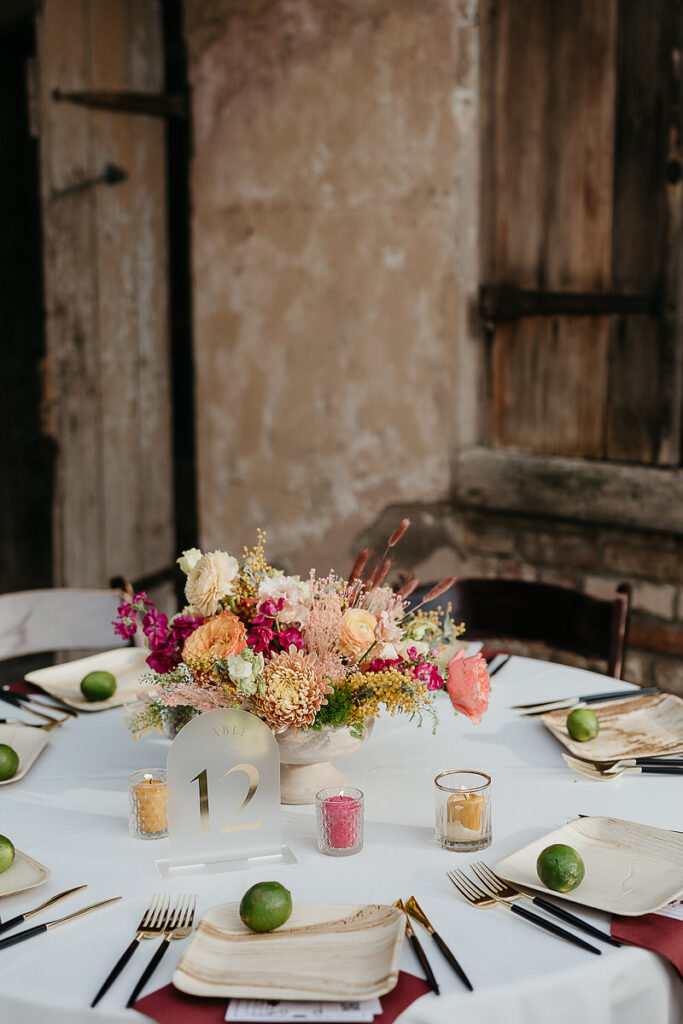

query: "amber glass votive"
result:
(128, 770), (168, 840)
(434, 770), (491, 852)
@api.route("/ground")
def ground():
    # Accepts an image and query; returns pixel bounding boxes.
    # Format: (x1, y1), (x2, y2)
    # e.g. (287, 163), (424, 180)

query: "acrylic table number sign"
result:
(156, 708), (296, 877)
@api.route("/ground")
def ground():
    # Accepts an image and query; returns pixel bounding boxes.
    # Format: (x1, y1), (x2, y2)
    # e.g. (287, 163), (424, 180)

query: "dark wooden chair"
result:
(409, 578), (631, 679)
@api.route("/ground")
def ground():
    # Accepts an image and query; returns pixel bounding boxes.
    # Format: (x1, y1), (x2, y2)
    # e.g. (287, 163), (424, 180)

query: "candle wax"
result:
(445, 792), (485, 839)
(323, 795), (361, 849)
(134, 778), (168, 835)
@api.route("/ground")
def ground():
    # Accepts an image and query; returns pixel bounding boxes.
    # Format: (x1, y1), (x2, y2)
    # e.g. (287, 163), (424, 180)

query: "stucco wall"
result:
(185, 0), (482, 574)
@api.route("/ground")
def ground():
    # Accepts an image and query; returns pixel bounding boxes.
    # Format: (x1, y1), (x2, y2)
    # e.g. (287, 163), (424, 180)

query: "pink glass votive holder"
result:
(316, 787), (364, 857)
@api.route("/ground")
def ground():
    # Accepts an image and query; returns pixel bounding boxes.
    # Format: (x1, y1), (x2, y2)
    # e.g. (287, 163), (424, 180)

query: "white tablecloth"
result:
(0, 657), (681, 1024)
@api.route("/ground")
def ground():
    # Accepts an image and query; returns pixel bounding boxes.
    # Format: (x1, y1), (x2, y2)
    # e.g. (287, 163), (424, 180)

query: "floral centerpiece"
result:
(116, 523), (490, 747)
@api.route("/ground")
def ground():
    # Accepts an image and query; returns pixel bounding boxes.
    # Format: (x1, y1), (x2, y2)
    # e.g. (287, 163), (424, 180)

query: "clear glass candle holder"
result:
(316, 787), (364, 857)
(434, 770), (491, 852)
(128, 770), (168, 840)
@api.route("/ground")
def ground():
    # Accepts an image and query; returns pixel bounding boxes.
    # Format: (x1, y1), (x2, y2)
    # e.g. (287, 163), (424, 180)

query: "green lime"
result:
(0, 835), (15, 873)
(0, 743), (19, 781)
(80, 670), (117, 702)
(566, 707), (600, 742)
(239, 881), (293, 933)
(537, 843), (585, 892)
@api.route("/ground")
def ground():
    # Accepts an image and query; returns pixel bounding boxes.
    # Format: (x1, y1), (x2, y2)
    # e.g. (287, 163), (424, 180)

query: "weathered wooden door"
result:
(481, 0), (682, 466)
(34, 0), (174, 589)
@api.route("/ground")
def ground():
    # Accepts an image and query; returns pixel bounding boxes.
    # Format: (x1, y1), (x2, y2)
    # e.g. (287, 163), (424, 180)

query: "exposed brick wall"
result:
(360, 504), (683, 693)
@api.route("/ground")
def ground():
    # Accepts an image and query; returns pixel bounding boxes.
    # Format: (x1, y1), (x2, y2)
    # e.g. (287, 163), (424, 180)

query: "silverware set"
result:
(91, 892), (197, 1008)
(447, 862), (621, 955)
(511, 686), (659, 716)
(394, 897), (473, 995)
(0, 886), (121, 950)
(0, 687), (75, 729)
(563, 753), (683, 780)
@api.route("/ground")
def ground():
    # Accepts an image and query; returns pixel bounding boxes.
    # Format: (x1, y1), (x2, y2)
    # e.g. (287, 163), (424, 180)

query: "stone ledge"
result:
(451, 447), (683, 536)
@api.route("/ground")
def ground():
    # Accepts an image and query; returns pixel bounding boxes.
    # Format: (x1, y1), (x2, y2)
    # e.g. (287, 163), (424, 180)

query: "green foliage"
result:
(311, 683), (364, 739)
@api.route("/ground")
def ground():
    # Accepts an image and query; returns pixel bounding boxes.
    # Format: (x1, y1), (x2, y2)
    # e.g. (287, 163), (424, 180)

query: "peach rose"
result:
(338, 608), (377, 658)
(445, 650), (490, 724)
(182, 610), (247, 662)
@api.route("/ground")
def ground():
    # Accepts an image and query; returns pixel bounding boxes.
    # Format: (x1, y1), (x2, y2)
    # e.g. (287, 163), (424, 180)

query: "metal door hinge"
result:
(479, 284), (658, 322)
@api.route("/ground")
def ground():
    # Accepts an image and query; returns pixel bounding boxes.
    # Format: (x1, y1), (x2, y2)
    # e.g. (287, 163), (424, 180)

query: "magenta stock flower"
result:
(142, 609), (169, 646)
(247, 624), (276, 654)
(257, 597), (285, 620)
(169, 615), (204, 645)
(279, 627), (304, 651)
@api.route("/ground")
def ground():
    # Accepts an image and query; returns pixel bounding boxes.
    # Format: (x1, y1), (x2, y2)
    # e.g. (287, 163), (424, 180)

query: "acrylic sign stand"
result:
(156, 708), (296, 877)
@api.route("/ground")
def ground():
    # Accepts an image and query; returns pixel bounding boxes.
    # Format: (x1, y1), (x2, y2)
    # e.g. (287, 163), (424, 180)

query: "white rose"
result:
(185, 550), (239, 617)
(176, 547), (203, 575)
(226, 653), (252, 680)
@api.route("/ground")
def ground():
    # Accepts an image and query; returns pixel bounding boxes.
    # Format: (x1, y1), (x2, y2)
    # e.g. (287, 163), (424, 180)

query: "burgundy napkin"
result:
(133, 971), (431, 1024)
(611, 913), (683, 977)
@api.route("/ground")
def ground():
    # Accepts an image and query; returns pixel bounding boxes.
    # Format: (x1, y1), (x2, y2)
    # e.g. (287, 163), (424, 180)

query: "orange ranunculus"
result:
(338, 608), (377, 658)
(182, 609), (247, 661)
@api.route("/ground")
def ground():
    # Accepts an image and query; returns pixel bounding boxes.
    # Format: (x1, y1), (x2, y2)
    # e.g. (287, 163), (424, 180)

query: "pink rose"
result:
(445, 650), (490, 724)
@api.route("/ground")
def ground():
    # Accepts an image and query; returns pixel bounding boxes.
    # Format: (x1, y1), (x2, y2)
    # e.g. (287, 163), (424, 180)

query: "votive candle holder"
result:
(434, 770), (491, 852)
(316, 787), (364, 857)
(128, 769), (168, 840)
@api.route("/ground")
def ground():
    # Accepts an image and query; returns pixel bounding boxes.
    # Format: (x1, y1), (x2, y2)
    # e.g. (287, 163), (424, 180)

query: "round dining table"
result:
(1, 656), (681, 1024)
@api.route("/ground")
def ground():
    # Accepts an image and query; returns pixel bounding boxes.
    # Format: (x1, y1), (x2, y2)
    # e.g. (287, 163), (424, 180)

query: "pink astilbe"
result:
(301, 570), (347, 683)
(445, 650), (490, 724)
(159, 681), (232, 712)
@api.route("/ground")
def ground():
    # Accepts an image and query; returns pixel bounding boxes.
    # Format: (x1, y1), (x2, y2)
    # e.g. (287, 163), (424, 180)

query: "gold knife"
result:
(0, 896), (122, 951)
(406, 896), (473, 991)
(394, 899), (440, 995)
(0, 884), (87, 935)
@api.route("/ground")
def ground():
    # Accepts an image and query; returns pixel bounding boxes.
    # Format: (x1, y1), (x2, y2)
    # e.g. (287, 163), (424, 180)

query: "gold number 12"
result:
(190, 764), (262, 836)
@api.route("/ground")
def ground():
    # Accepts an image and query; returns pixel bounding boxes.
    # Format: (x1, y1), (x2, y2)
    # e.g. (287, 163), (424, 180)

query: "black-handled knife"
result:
(406, 896), (473, 990)
(2, 689), (78, 718)
(0, 896), (122, 950)
(394, 899), (439, 995)
(0, 691), (63, 725)
(0, 884), (87, 936)
(513, 687), (659, 715)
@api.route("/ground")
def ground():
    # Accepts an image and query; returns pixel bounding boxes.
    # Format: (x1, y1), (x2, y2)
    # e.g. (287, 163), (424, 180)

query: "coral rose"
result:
(182, 610), (247, 662)
(338, 608), (377, 658)
(185, 550), (239, 616)
(445, 650), (490, 724)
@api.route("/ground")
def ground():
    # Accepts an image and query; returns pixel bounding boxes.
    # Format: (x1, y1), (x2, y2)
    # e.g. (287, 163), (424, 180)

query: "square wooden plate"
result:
(173, 903), (405, 1001)
(494, 816), (683, 916)
(0, 848), (50, 898)
(541, 692), (683, 762)
(0, 724), (49, 786)
(25, 648), (152, 712)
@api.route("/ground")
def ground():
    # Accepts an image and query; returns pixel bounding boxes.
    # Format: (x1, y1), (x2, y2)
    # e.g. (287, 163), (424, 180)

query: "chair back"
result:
(410, 578), (630, 679)
(0, 588), (127, 661)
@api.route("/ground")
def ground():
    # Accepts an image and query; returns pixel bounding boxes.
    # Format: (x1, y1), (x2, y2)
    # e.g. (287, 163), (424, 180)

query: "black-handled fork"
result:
(471, 863), (620, 947)
(447, 870), (601, 955)
(126, 894), (197, 1008)
(91, 894), (171, 1006)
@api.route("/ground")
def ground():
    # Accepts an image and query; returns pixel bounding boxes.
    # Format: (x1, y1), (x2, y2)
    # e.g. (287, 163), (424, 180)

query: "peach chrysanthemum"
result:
(251, 649), (333, 732)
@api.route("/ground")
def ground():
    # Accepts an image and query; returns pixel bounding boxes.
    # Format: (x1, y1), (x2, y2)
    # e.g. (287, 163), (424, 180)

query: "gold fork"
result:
(91, 893), (172, 1007)
(471, 863), (620, 947)
(126, 894), (197, 1007)
(446, 870), (600, 954)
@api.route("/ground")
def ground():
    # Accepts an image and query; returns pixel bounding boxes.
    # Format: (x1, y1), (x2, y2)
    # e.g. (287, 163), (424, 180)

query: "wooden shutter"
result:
(35, 0), (174, 588)
(480, 0), (682, 466)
